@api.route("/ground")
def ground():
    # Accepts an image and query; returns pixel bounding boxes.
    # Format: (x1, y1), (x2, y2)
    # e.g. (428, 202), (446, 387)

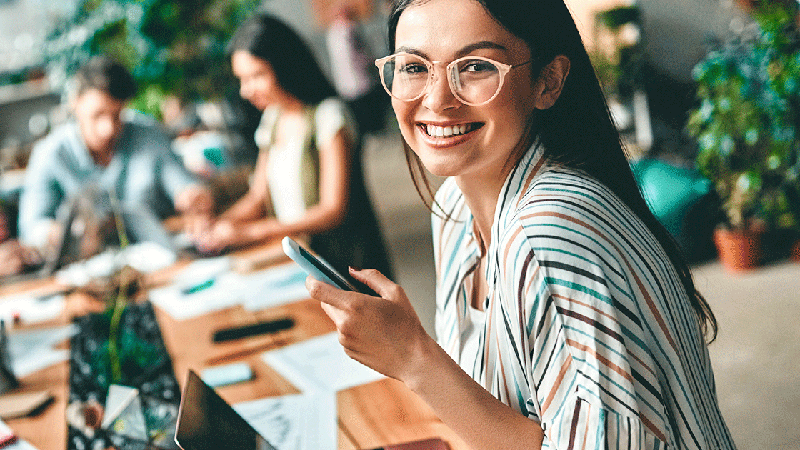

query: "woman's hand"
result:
(177, 184), (214, 239)
(309, 268), (546, 450)
(176, 184), (214, 216)
(306, 267), (434, 383)
(192, 219), (237, 254)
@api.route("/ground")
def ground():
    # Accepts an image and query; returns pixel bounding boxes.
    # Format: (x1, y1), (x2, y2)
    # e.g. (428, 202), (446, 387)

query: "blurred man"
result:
(18, 56), (212, 256)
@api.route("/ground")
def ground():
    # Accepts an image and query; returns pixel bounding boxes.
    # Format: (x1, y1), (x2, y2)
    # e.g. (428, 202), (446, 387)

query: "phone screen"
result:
(296, 242), (355, 291)
(283, 237), (379, 296)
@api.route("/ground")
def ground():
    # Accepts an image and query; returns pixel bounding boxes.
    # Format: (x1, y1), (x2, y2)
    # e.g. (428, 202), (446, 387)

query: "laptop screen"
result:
(175, 370), (276, 450)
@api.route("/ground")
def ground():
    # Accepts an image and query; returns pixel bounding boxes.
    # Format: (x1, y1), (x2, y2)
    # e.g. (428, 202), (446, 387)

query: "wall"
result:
(262, 0), (632, 78)
(564, 0), (630, 48)
(637, 0), (746, 82)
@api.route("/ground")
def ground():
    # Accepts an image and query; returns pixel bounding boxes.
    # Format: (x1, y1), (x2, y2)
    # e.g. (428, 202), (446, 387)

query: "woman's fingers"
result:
(348, 268), (402, 299)
(306, 275), (356, 309)
(319, 301), (348, 326)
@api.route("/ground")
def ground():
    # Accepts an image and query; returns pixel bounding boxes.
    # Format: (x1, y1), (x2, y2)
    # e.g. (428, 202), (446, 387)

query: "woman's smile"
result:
(417, 121), (484, 147)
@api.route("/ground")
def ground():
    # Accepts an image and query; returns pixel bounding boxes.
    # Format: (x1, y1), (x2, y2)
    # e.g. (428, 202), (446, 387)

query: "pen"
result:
(205, 334), (291, 365)
(212, 317), (295, 342)
(182, 278), (215, 295)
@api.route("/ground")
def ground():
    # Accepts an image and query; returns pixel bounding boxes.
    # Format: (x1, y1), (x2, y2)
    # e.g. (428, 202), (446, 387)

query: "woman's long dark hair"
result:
(388, 0), (717, 342)
(228, 14), (337, 105)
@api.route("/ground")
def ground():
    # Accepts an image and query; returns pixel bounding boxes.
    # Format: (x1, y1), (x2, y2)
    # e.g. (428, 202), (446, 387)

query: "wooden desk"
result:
(0, 244), (469, 450)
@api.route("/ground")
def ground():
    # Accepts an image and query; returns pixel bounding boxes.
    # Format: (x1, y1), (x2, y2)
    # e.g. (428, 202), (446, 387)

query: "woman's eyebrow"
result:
(456, 41), (508, 57)
(394, 46), (428, 58)
(394, 41), (508, 59)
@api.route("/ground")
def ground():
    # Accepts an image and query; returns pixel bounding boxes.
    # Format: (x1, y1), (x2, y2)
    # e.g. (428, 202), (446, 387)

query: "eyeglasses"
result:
(374, 53), (532, 106)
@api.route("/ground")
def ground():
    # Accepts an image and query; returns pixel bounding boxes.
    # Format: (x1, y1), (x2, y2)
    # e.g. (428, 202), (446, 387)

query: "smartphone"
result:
(281, 237), (378, 296)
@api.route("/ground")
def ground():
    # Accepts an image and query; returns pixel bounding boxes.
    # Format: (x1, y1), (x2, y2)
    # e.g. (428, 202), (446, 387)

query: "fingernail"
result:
(349, 266), (360, 272)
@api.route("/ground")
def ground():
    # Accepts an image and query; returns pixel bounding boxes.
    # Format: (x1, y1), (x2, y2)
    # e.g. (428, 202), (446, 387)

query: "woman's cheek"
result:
(392, 101), (418, 146)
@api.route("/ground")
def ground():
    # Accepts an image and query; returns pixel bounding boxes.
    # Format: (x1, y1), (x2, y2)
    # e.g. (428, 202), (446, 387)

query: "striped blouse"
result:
(432, 144), (736, 449)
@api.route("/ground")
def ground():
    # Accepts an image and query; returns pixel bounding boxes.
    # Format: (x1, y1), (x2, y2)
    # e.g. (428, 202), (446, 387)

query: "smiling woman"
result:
(304, 1), (737, 449)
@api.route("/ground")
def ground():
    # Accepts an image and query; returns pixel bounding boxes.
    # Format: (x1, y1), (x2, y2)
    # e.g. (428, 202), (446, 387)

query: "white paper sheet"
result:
(0, 293), (64, 325)
(262, 332), (384, 393)
(172, 257), (232, 288)
(150, 261), (310, 320)
(56, 243), (177, 287)
(234, 391), (337, 450)
(7, 324), (78, 378)
(148, 270), (243, 320)
(241, 263), (309, 311)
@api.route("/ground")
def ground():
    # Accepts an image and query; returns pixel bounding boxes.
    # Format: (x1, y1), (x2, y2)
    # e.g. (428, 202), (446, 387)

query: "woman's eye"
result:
(461, 60), (497, 73)
(398, 63), (428, 75)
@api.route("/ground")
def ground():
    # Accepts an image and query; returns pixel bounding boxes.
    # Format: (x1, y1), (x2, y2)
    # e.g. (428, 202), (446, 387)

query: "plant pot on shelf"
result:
(713, 227), (763, 272)
(791, 239), (800, 262)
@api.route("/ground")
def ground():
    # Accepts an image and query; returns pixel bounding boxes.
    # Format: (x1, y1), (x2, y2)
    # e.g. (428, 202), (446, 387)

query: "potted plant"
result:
(66, 195), (181, 448)
(687, 2), (800, 271)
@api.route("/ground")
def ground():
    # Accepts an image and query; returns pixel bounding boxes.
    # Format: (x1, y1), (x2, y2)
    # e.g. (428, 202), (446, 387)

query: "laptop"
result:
(174, 370), (276, 450)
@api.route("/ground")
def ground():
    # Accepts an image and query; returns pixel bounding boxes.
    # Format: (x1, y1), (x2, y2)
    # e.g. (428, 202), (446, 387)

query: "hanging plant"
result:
(43, 0), (261, 119)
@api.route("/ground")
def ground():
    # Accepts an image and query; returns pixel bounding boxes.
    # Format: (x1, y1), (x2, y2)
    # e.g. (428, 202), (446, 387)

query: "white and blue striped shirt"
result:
(432, 144), (736, 449)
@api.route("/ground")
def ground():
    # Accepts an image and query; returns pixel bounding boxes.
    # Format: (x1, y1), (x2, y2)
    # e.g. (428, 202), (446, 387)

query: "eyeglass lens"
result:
(379, 54), (502, 105)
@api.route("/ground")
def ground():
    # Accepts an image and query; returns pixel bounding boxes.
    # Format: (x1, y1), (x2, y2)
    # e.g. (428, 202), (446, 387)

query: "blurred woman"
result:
(193, 14), (393, 278)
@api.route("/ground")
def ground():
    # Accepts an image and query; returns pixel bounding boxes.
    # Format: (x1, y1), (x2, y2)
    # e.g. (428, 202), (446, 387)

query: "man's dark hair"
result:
(73, 56), (137, 101)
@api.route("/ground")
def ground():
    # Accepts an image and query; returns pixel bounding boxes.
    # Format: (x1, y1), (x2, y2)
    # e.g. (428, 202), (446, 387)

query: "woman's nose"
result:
(421, 71), (460, 112)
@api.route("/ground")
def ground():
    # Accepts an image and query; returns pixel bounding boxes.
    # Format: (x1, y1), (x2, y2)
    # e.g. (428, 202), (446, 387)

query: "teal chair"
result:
(630, 158), (715, 260)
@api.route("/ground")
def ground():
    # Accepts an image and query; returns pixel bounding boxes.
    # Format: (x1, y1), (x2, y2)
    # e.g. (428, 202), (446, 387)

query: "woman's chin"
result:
(415, 154), (463, 178)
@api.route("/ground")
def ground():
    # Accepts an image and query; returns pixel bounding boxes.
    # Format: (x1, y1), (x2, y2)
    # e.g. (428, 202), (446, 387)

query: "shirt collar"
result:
(480, 142), (548, 286)
(457, 141), (549, 265)
(66, 120), (130, 169)
(493, 141), (548, 233)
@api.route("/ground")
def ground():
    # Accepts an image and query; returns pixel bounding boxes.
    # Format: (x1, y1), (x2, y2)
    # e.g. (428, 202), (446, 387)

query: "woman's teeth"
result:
(426, 124), (471, 137)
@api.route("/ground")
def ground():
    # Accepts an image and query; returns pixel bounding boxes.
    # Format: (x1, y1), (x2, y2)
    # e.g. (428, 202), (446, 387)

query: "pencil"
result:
(205, 334), (290, 366)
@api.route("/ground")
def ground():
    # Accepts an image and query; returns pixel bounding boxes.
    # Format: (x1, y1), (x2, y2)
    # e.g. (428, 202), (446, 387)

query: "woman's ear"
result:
(533, 55), (570, 110)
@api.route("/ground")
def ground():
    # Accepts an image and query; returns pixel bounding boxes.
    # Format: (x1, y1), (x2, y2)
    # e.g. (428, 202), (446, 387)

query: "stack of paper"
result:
(7, 325), (77, 378)
(0, 294), (64, 326)
(247, 332), (385, 450)
(262, 332), (384, 393)
(149, 259), (309, 320)
(234, 391), (335, 450)
(56, 242), (177, 287)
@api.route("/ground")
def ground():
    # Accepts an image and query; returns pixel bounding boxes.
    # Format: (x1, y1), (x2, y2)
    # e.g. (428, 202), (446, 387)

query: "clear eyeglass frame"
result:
(374, 53), (532, 106)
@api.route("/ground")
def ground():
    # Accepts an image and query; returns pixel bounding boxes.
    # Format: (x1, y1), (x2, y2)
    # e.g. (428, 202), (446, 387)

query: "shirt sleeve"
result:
(18, 138), (63, 248)
(508, 219), (670, 449)
(148, 125), (202, 202)
(314, 98), (357, 147)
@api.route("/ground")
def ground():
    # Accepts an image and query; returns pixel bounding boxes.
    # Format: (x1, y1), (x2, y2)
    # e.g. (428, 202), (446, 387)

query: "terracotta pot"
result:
(791, 240), (800, 262)
(713, 228), (763, 272)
